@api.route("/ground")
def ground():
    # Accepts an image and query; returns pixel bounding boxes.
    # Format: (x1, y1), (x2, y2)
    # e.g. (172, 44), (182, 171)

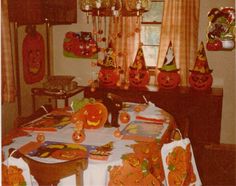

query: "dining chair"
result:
(14, 104), (53, 128)
(9, 148), (88, 186)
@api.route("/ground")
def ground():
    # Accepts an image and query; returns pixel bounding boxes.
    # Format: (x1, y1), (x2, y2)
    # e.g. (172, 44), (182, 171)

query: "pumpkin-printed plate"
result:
(161, 138), (202, 186)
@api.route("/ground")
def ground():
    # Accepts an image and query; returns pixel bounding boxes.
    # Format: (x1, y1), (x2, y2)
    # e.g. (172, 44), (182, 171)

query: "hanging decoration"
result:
(63, 31), (98, 59)
(157, 42), (180, 89)
(129, 46), (150, 87)
(206, 7), (235, 51)
(189, 42), (213, 91)
(22, 25), (45, 84)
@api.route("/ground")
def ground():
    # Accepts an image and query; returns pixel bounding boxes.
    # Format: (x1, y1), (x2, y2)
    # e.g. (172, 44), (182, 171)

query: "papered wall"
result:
(2, 0), (235, 144)
(197, 0), (235, 144)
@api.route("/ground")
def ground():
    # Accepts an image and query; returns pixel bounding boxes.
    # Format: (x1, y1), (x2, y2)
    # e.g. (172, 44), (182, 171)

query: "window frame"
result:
(141, 0), (164, 70)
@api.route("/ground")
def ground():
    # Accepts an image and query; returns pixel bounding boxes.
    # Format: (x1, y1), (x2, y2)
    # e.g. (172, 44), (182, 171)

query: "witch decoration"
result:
(129, 46), (150, 87)
(189, 42), (213, 90)
(97, 42), (120, 87)
(157, 42), (180, 89)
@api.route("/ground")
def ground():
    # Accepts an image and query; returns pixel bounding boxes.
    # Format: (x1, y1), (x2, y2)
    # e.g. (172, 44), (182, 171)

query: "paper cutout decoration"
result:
(206, 7), (235, 50)
(63, 31), (98, 58)
(189, 42), (213, 90)
(129, 46), (150, 87)
(157, 42), (180, 89)
(98, 43), (120, 87)
(23, 25), (45, 84)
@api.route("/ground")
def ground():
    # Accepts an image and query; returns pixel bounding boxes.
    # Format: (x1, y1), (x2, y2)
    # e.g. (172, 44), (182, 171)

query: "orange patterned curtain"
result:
(108, 16), (140, 80)
(1, 0), (16, 103)
(157, 0), (200, 85)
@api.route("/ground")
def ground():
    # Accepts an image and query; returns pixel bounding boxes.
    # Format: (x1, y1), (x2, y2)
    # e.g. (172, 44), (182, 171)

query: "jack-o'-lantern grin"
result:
(84, 109), (102, 126)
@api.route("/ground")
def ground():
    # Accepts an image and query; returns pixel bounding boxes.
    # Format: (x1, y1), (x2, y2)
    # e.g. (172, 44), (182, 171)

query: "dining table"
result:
(2, 102), (177, 186)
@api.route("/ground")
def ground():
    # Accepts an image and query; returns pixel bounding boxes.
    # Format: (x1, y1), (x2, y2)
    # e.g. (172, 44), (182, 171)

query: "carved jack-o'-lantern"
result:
(157, 71), (180, 89)
(99, 68), (120, 87)
(71, 102), (108, 129)
(189, 72), (213, 90)
(129, 69), (150, 87)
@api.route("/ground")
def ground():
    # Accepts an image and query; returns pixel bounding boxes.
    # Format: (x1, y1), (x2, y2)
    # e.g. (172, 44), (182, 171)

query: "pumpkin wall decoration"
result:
(129, 46), (150, 87)
(23, 25), (45, 84)
(157, 42), (180, 89)
(71, 102), (108, 129)
(189, 42), (213, 90)
(98, 43), (120, 87)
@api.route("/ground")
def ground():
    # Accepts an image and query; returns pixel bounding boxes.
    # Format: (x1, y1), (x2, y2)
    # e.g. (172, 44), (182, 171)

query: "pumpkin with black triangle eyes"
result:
(99, 68), (119, 87)
(129, 69), (150, 87)
(189, 72), (213, 90)
(157, 71), (180, 89)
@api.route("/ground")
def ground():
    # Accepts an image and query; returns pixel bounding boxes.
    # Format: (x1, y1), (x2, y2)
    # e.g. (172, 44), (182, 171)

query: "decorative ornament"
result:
(71, 102), (108, 129)
(72, 130), (86, 143)
(129, 46), (150, 87)
(63, 31), (98, 58)
(157, 42), (180, 89)
(98, 42), (120, 87)
(23, 25), (45, 84)
(36, 133), (45, 143)
(189, 42), (213, 90)
(119, 111), (131, 124)
(206, 7), (235, 51)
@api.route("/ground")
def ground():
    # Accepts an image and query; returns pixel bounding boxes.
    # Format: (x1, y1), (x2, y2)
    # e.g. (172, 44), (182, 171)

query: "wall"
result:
(198, 0), (235, 144)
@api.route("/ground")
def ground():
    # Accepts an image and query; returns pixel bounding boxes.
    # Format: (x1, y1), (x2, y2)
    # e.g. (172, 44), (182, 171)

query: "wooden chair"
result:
(195, 143), (236, 185)
(14, 104), (53, 128)
(9, 148), (88, 186)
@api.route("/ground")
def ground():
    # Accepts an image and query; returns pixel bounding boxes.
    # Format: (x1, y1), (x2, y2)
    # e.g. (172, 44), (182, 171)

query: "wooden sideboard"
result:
(84, 85), (223, 144)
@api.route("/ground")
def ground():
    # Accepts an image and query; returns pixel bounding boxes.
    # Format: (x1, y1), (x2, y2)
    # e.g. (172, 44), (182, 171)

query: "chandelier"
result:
(79, 0), (151, 17)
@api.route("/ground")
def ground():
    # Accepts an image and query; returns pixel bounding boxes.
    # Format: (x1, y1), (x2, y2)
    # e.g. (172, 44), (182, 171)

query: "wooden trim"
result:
(14, 22), (21, 115)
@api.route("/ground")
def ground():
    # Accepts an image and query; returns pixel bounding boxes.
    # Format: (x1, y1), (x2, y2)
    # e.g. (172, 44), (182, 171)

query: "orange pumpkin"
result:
(72, 130), (86, 143)
(98, 68), (120, 87)
(72, 102), (108, 129)
(189, 72), (213, 90)
(119, 112), (130, 124)
(157, 71), (180, 89)
(129, 69), (150, 87)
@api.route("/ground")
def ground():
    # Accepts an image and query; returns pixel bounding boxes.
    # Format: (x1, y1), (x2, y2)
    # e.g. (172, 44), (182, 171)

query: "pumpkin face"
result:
(129, 69), (150, 87)
(157, 71), (180, 89)
(72, 130), (86, 143)
(99, 68), (119, 87)
(189, 72), (213, 90)
(72, 102), (108, 129)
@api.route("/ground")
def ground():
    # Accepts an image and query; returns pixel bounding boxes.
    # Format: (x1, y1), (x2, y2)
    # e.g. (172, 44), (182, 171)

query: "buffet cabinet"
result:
(84, 85), (223, 144)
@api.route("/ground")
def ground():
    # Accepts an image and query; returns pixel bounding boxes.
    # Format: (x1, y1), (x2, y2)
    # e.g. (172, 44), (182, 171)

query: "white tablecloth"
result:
(2, 123), (135, 186)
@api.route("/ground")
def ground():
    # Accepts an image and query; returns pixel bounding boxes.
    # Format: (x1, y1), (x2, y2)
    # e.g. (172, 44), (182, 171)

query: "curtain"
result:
(108, 16), (140, 81)
(157, 0), (200, 85)
(1, 0), (16, 103)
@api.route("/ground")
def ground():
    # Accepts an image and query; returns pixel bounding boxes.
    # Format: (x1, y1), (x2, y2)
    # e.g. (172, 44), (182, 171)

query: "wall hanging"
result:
(189, 42), (213, 91)
(129, 46), (150, 87)
(157, 42), (180, 89)
(22, 25), (45, 84)
(63, 31), (98, 59)
(206, 7), (235, 51)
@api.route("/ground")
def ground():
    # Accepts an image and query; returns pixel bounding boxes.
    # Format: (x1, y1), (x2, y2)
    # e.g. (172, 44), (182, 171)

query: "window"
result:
(141, 0), (164, 68)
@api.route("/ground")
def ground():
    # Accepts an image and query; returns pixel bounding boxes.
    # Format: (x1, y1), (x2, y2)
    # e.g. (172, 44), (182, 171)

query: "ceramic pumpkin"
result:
(98, 68), (119, 87)
(129, 69), (150, 87)
(72, 130), (86, 143)
(189, 72), (213, 90)
(157, 71), (180, 89)
(72, 102), (108, 129)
